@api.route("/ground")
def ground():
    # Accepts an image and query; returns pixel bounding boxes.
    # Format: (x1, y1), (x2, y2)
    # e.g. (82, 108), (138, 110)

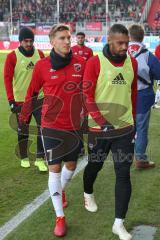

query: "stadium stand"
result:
(0, 0), (146, 23)
(0, 0), (159, 35)
(11, 0), (57, 23)
(149, 0), (160, 30)
(0, 0), (10, 21)
(108, 0), (146, 22)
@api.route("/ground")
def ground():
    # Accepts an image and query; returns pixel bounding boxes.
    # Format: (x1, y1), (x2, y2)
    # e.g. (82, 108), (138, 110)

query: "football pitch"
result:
(0, 52), (160, 240)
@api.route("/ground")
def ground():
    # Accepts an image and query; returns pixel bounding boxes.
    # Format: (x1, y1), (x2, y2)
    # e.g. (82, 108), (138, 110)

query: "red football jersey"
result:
(72, 45), (93, 61)
(20, 55), (86, 130)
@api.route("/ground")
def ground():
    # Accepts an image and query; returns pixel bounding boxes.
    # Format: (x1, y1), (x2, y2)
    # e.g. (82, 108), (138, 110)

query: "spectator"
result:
(128, 24), (160, 169)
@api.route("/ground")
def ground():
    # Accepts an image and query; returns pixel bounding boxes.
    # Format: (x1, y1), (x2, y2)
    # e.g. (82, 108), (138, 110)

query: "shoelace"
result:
(84, 197), (94, 206)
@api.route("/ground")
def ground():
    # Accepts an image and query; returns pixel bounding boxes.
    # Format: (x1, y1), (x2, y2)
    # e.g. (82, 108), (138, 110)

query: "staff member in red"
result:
(72, 32), (93, 61)
(19, 24), (85, 237)
(83, 24), (137, 240)
(4, 27), (47, 171)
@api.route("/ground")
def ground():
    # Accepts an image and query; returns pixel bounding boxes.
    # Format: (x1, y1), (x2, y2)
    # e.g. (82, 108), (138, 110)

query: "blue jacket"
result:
(129, 42), (160, 114)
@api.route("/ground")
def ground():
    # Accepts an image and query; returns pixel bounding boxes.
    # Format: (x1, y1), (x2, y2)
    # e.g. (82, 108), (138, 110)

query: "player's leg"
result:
(111, 130), (134, 240)
(61, 130), (82, 208)
(135, 110), (155, 169)
(83, 133), (110, 212)
(16, 113), (30, 168)
(42, 128), (81, 237)
(42, 127), (66, 237)
(32, 99), (47, 172)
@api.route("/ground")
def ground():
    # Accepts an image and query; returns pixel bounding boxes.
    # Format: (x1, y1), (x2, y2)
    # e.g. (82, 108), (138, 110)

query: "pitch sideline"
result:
(0, 156), (88, 240)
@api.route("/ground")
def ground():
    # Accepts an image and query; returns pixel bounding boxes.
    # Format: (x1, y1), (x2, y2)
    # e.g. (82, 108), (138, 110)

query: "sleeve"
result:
(155, 45), (160, 60)
(130, 57), (138, 120)
(4, 51), (16, 102)
(148, 52), (160, 81)
(38, 49), (45, 59)
(19, 61), (44, 123)
(89, 48), (93, 59)
(83, 56), (109, 127)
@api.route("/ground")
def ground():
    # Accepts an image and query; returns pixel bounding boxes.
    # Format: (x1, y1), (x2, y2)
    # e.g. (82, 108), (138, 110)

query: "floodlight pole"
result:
(10, 0), (13, 38)
(57, 0), (59, 23)
(105, 0), (108, 41)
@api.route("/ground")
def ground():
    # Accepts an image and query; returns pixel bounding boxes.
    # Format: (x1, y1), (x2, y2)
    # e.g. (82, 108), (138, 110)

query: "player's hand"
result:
(9, 101), (21, 113)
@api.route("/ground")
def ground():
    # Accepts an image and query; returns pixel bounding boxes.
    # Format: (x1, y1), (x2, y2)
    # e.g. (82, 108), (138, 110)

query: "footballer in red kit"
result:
(72, 32), (93, 61)
(4, 27), (47, 171)
(20, 24), (85, 237)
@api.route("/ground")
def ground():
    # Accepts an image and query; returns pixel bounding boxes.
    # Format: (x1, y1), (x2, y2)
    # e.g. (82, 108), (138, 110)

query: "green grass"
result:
(0, 52), (160, 240)
(0, 52), (48, 225)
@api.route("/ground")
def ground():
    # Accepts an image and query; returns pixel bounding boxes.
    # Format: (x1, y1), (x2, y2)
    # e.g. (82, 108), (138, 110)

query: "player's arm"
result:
(3, 51), (22, 113)
(130, 57), (138, 120)
(19, 61), (44, 123)
(89, 48), (93, 58)
(83, 55), (112, 129)
(4, 51), (16, 102)
(148, 52), (160, 81)
(38, 49), (45, 59)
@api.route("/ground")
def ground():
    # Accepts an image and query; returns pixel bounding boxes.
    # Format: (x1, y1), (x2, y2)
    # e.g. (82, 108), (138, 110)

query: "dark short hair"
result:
(109, 24), (128, 36)
(128, 24), (144, 42)
(76, 32), (85, 37)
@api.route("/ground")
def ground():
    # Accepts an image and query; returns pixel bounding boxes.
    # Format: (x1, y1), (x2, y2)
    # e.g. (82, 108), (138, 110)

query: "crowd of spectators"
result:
(10, 0), (57, 23)
(59, 0), (106, 22)
(0, 0), (10, 22)
(1, 0), (159, 36)
(59, 0), (146, 23)
(108, 0), (146, 22)
(0, 0), (146, 23)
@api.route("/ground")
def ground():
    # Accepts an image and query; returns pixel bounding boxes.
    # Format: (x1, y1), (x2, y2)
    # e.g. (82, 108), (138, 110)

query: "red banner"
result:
(0, 41), (52, 50)
(35, 27), (50, 35)
(0, 41), (19, 50)
(85, 22), (102, 31)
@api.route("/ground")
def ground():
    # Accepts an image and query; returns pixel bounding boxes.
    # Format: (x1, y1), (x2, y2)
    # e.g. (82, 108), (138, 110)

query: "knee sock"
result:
(61, 165), (75, 191)
(48, 171), (64, 217)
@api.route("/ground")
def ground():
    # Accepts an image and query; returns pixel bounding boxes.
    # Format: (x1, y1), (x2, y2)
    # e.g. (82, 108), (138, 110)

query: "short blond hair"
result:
(49, 24), (70, 40)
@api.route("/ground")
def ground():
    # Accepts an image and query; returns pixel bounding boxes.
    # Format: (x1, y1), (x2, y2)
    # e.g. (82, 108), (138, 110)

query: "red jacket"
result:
(83, 55), (137, 127)
(155, 44), (160, 60)
(4, 49), (44, 102)
(72, 45), (93, 61)
(20, 55), (86, 130)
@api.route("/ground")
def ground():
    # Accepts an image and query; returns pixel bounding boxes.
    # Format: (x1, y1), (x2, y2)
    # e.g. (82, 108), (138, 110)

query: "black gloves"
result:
(9, 100), (21, 113)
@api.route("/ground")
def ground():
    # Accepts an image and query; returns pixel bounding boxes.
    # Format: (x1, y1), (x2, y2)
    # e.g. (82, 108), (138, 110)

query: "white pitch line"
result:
(0, 156), (88, 240)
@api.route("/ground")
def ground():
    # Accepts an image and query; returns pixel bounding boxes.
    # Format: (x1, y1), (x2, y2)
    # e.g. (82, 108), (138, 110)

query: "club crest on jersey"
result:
(78, 50), (83, 55)
(74, 63), (81, 72)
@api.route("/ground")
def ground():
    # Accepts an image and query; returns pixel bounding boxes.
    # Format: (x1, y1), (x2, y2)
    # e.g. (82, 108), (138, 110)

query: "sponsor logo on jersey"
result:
(74, 63), (81, 72)
(112, 73), (126, 85)
(26, 61), (34, 70)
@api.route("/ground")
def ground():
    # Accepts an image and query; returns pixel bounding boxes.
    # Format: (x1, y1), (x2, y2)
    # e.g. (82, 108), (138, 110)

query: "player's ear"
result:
(107, 35), (111, 44)
(50, 37), (55, 47)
